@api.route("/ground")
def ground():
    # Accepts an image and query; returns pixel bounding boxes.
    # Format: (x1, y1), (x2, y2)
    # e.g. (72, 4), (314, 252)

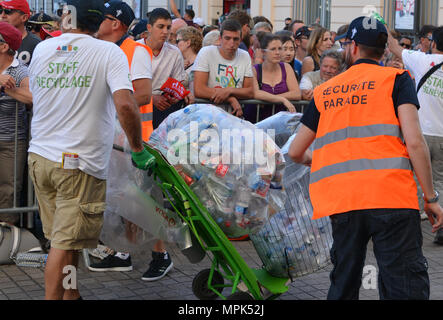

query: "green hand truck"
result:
(142, 142), (290, 300)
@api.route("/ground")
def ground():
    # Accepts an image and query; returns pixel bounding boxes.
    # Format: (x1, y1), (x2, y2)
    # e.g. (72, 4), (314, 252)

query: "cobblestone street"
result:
(1, 219), (442, 300)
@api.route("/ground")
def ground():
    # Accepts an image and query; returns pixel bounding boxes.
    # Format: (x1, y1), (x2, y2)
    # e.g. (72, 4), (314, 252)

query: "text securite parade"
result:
(320, 80), (376, 111)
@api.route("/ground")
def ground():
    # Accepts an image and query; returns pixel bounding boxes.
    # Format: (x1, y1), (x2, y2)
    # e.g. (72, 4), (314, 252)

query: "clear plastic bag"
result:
(100, 121), (192, 252)
(149, 104), (287, 238)
(256, 112), (303, 148)
(250, 122), (333, 279)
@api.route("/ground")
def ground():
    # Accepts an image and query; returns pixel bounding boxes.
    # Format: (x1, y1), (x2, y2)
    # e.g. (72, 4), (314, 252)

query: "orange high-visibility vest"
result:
(120, 37), (154, 142)
(310, 63), (419, 220)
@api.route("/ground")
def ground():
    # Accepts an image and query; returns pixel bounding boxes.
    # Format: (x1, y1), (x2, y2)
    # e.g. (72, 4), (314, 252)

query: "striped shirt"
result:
(0, 59), (29, 141)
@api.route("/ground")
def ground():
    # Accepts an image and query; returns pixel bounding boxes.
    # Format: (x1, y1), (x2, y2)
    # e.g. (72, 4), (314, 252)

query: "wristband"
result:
(423, 190), (439, 204)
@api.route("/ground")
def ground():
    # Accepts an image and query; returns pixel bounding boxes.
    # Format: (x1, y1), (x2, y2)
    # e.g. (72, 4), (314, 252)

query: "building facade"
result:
(30, 0), (442, 35)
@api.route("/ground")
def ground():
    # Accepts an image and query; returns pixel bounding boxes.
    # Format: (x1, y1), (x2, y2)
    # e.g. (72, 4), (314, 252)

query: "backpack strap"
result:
(256, 64), (263, 90)
(417, 61), (443, 93)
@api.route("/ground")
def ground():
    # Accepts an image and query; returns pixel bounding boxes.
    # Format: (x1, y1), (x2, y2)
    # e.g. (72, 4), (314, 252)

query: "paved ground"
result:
(1, 219), (442, 300)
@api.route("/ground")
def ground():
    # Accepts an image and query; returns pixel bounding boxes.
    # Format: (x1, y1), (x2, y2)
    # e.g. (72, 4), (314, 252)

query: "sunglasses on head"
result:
(0, 8), (22, 15)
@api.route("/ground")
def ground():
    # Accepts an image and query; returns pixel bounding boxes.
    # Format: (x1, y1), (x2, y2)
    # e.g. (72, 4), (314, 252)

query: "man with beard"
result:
(288, 16), (443, 300)
(227, 10), (252, 52)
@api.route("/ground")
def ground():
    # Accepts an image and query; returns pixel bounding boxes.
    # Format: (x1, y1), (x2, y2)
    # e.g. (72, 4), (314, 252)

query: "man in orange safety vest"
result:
(289, 16), (443, 300)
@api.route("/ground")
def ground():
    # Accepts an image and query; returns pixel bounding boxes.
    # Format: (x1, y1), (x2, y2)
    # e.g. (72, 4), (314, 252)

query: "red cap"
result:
(40, 27), (61, 40)
(0, 0), (31, 15)
(0, 21), (22, 51)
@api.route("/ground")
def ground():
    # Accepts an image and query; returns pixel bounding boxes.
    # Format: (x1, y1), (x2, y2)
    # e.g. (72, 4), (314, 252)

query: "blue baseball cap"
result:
(130, 19), (148, 38)
(345, 16), (388, 48)
(104, 0), (135, 27)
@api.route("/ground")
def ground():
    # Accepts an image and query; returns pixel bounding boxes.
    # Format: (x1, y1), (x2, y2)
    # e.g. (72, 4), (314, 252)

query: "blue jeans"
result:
(327, 209), (429, 300)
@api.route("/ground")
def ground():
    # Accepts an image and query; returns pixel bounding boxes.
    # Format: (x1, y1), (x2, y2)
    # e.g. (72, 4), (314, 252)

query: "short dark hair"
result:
(227, 10), (252, 28)
(358, 33), (388, 60)
(202, 25), (219, 37)
(253, 15), (273, 30)
(275, 30), (293, 39)
(419, 25), (437, 38)
(77, 15), (103, 34)
(336, 24), (349, 37)
(148, 8), (171, 26)
(259, 33), (282, 50)
(390, 30), (401, 40)
(400, 35), (412, 43)
(432, 26), (443, 51)
(289, 19), (304, 33)
(220, 19), (242, 36)
(277, 33), (295, 47)
(185, 9), (195, 19)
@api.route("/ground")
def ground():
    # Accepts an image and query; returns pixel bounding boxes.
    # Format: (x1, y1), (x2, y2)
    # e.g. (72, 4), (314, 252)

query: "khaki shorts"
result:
(28, 152), (106, 250)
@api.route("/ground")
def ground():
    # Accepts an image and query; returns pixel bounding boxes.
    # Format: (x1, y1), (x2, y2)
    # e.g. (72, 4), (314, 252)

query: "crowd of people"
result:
(0, 0), (442, 301)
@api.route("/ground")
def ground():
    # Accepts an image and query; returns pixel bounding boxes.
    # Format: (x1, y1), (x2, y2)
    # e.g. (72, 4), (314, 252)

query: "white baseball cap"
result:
(193, 17), (205, 27)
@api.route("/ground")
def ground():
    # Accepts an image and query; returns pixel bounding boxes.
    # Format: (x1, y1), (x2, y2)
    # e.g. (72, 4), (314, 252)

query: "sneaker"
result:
(420, 212), (428, 221)
(434, 229), (443, 245)
(141, 251), (173, 281)
(88, 252), (133, 272)
(88, 245), (114, 260)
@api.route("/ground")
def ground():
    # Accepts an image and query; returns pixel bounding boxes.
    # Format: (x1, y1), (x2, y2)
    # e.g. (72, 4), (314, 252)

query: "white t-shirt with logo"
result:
(29, 33), (133, 180)
(192, 45), (253, 89)
(402, 49), (443, 137)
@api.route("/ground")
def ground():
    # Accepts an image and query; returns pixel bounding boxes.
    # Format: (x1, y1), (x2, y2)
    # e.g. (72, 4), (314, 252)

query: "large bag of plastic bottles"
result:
(250, 113), (333, 279)
(100, 121), (192, 255)
(255, 112), (302, 148)
(148, 104), (287, 238)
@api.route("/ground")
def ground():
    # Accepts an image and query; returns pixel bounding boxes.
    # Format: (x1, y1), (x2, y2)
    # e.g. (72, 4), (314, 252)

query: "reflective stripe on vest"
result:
(120, 38), (154, 142)
(310, 157), (412, 184)
(140, 112), (153, 122)
(313, 124), (403, 151)
(310, 63), (419, 219)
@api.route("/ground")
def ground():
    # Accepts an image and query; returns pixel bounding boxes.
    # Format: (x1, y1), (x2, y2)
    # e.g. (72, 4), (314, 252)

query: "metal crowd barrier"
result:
(194, 98), (310, 123)
(0, 99), (310, 228)
(0, 103), (37, 228)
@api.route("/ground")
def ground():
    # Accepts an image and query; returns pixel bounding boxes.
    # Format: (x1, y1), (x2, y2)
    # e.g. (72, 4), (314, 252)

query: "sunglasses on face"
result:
(104, 15), (117, 22)
(0, 8), (22, 15)
(340, 41), (352, 49)
(400, 43), (411, 49)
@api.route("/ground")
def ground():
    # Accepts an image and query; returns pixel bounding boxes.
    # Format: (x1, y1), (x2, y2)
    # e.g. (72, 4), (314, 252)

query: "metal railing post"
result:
(193, 98), (310, 120)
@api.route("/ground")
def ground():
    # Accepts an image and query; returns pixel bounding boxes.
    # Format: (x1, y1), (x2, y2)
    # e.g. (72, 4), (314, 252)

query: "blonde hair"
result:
(177, 26), (203, 54)
(306, 27), (330, 66)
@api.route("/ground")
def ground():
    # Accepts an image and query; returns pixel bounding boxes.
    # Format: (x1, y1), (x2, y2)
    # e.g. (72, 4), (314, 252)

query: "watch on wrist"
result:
(423, 190), (439, 203)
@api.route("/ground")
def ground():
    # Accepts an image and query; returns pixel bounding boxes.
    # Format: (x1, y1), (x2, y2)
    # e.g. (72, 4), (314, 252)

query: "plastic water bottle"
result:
(247, 174), (271, 198)
(181, 163), (203, 181)
(372, 12), (386, 25)
(234, 186), (251, 227)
